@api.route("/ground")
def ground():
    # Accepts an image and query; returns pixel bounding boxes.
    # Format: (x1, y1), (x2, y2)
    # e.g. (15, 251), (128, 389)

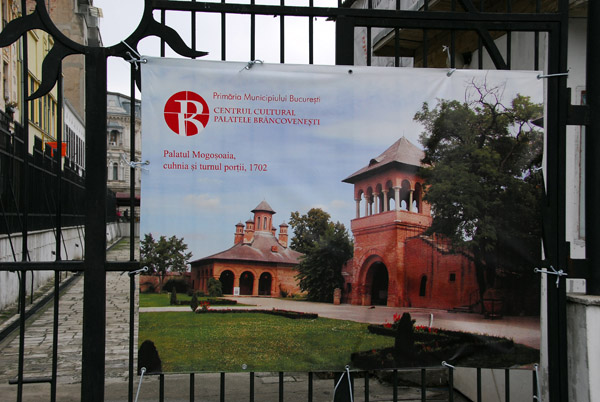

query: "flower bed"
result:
(352, 314), (538, 369)
(194, 308), (318, 320)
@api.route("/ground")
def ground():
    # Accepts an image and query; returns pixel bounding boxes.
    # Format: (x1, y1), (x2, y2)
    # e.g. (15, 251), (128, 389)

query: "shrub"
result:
(207, 278), (223, 297)
(196, 291), (206, 297)
(190, 293), (199, 311)
(279, 288), (289, 298)
(163, 278), (189, 294)
(169, 291), (178, 306)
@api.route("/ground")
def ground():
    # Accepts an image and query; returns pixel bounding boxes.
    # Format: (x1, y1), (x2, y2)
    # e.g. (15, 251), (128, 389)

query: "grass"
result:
(139, 312), (394, 372)
(139, 293), (194, 308)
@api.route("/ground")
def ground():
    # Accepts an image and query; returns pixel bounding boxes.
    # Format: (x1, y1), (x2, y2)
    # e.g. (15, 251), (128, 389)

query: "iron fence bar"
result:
(81, 47), (109, 402)
(364, 371), (369, 402)
(17, 270), (26, 402)
(280, 0), (285, 63)
(128, 60), (137, 402)
(190, 373), (195, 401)
(279, 371), (284, 402)
(421, 369), (426, 402)
(587, 0), (600, 295)
(151, 1), (563, 24)
(250, 0), (255, 60)
(160, 373), (165, 402)
(543, 3), (569, 399)
(161, 10), (166, 57)
(221, 0), (226, 60)
(192, 0), (197, 57)
(392, 0), (398, 67)
(220, 372), (225, 402)
(448, 366), (454, 402)
(309, 0), (314, 64)
(477, 368), (482, 402)
(17, 0), (29, 397)
(308, 372), (313, 402)
(366, 0), (372, 66)
(50, 270), (59, 402)
(505, 369), (510, 402)
(249, 372), (254, 402)
(129, 273), (135, 402)
(393, 369), (398, 402)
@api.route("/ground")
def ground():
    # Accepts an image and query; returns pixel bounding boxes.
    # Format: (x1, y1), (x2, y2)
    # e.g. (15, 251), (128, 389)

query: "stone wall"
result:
(0, 222), (121, 310)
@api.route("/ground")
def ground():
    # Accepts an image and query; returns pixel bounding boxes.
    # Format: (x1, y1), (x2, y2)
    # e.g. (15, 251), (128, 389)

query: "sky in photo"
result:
(140, 58), (543, 261)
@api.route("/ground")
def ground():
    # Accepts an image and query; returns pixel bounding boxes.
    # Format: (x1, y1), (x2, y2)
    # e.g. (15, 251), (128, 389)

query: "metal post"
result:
(80, 47), (108, 402)
(586, 0), (600, 295)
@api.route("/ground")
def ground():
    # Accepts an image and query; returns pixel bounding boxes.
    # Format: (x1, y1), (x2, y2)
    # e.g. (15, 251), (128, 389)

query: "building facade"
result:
(341, 136), (479, 309)
(190, 201), (303, 297)
(106, 91), (141, 218)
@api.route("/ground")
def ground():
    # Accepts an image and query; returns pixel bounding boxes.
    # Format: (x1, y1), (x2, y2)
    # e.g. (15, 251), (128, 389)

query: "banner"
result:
(141, 57), (543, 373)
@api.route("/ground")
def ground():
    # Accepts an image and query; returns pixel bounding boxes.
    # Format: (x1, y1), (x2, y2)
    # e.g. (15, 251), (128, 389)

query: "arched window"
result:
(419, 275), (428, 297)
(112, 162), (118, 180)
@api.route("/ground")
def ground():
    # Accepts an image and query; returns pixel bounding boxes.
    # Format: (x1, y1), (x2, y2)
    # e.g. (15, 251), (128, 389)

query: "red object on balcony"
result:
(46, 141), (67, 157)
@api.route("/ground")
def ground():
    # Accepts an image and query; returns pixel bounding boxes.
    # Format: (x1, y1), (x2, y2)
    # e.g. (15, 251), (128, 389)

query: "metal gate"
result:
(0, 0), (596, 401)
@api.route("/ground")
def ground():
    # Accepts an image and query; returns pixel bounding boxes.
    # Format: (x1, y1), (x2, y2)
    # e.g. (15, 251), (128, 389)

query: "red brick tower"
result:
(342, 137), (479, 309)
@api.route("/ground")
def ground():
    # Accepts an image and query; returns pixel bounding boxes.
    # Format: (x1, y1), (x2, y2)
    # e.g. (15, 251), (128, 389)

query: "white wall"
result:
(0, 222), (122, 310)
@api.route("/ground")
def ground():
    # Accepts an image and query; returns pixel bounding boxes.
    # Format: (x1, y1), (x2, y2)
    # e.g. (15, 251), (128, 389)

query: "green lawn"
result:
(139, 293), (193, 308)
(139, 312), (394, 372)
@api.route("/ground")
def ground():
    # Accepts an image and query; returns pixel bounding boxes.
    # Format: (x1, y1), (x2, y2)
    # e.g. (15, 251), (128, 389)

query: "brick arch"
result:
(356, 253), (391, 306)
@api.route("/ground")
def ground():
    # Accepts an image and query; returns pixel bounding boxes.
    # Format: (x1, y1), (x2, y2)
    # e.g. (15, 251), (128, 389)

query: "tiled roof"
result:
(343, 136), (425, 183)
(251, 200), (275, 214)
(191, 232), (302, 265)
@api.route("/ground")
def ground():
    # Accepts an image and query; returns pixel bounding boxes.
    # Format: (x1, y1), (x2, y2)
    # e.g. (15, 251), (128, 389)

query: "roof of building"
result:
(342, 136), (425, 183)
(251, 200), (276, 214)
(191, 231), (302, 266)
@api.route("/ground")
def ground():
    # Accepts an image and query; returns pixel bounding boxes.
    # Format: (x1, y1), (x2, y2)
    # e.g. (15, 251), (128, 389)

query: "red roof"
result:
(343, 136), (425, 183)
(191, 231), (302, 266)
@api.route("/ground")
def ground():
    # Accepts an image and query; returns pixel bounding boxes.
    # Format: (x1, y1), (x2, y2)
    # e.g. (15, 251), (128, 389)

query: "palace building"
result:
(341, 137), (480, 309)
(190, 201), (303, 297)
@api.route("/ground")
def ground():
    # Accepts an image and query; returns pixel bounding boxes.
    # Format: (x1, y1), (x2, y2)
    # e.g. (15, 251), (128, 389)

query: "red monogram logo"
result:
(164, 91), (209, 136)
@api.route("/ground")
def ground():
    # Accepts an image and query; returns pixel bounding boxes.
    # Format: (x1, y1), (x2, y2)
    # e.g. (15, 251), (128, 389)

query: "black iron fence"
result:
(0, 0), (591, 401)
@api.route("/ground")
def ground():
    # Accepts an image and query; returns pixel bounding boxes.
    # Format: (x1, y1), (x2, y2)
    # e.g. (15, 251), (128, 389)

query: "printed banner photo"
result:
(140, 57), (544, 373)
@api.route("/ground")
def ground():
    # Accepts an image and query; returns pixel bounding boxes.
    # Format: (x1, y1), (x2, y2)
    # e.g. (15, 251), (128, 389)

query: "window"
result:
(419, 276), (427, 297)
(449, 273), (456, 282)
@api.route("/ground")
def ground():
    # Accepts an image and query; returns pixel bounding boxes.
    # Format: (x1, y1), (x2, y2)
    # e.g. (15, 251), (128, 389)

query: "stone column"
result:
(382, 190), (389, 212)
(373, 192), (380, 214)
(355, 198), (361, 219)
(365, 195), (370, 217)
(409, 190), (414, 212)
(394, 187), (401, 211)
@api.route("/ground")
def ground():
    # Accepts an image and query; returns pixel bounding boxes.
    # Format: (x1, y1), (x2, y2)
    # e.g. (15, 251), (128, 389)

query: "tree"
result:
(289, 208), (332, 254)
(140, 233), (193, 293)
(414, 83), (543, 303)
(289, 209), (353, 302)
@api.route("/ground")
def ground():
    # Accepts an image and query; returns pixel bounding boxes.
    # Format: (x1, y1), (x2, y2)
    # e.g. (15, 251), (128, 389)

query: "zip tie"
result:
(121, 41), (148, 69)
(442, 46), (456, 76)
(537, 70), (569, 79)
(332, 365), (354, 402)
(534, 266), (567, 288)
(134, 367), (146, 402)
(240, 60), (264, 72)
(128, 266), (148, 277)
(442, 361), (455, 370)
(533, 364), (542, 402)
(121, 154), (150, 171)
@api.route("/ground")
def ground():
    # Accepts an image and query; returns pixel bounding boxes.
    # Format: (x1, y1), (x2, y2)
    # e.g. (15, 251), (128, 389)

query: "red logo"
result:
(164, 91), (209, 136)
